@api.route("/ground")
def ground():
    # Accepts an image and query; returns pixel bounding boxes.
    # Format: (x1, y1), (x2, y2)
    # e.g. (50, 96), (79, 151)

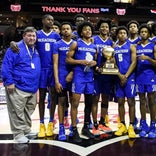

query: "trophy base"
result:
(100, 68), (119, 75)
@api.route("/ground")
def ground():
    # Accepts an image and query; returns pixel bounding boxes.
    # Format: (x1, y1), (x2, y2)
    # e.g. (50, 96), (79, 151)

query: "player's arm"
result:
(139, 45), (156, 67)
(153, 45), (156, 66)
(117, 45), (136, 86)
(66, 70), (73, 83)
(2, 48), (16, 93)
(114, 57), (125, 82)
(125, 44), (137, 78)
(53, 48), (63, 93)
(10, 41), (20, 53)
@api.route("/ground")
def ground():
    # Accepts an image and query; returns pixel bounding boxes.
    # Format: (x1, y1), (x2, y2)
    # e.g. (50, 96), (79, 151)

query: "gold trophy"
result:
(100, 46), (119, 75)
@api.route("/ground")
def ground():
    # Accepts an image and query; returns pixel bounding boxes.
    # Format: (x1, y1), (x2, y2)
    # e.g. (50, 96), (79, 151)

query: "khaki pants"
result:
(5, 87), (37, 138)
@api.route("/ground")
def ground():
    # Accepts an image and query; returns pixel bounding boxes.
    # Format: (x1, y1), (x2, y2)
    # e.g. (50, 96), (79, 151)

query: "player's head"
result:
(138, 24), (152, 36)
(97, 18), (111, 30)
(127, 20), (139, 30)
(74, 14), (87, 27)
(42, 14), (54, 28)
(52, 20), (61, 34)
(77, 21), (94, 38)
(60, 22), (73, 37)
(116, 26), (129, 36)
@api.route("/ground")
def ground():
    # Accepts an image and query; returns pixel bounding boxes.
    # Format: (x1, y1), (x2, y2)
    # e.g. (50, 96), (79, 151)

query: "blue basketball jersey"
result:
(114, 41), (135, 81)
(93, 35), (114, 95)
(127, 36), (141, 45)
(53, 39), (74, 88)
(114, 41), (136, 97)
(36, 30), (60, 68)
(136, 42), (156, 84)
(93, 35), (113, 66)
(73, 39), (97, 82)
(149, 36), (156, 43)
(72, 31), (80, 40)
(72, 39), (97, 94)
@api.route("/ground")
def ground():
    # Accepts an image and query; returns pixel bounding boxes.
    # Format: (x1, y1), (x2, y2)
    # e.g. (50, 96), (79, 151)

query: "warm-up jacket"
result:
(1, 40), (41, 93)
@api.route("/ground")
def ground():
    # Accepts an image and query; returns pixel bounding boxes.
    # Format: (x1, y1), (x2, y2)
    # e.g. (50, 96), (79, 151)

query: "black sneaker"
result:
(72, 129), (82, 143)
(82, 126), (95, 139)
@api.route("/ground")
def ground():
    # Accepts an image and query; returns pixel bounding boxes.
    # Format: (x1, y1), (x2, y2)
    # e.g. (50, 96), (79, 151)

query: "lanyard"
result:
(24, 42), (34, 60)
(24, 42), (35, 69)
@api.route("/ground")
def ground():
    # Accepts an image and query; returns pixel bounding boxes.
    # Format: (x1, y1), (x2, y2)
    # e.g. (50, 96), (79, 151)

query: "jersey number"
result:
(118, 54), (123, 62)
(45, 43), (50, 51)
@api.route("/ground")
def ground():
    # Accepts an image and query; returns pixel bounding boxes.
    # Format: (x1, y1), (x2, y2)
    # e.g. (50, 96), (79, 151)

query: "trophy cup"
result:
(100, 46), (119, 75)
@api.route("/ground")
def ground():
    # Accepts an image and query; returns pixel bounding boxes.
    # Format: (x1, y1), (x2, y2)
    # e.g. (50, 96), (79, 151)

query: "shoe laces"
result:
(60, 125), (65, 133)
(73, 129), (80, 138)
(140, 120), (149, 129)
(149, 124), (156, 132)
(128, 125), (135, 132)
(118, 123), (124, 128)
(134, 117), (138, 125)
(94, 123), (98, 129)
(101, 123), (108, 127)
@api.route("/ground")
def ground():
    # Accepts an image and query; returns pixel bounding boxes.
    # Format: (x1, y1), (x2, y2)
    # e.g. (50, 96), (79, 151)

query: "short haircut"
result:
(60, 22), (73, 30)
(127, 20), (139, 29)
(53, 20), (61, 28)
(23, 26), (36, 35)
(42, 14), (53, 20)
(77, 21), (94, 38)
(116, 26), (129, 36)
(97, 18), (111, 30)
(138, 24), (152, 36)
(147, 20), (155, 27)
(111, 23), (118, 28)
(74, 14), (87, 23)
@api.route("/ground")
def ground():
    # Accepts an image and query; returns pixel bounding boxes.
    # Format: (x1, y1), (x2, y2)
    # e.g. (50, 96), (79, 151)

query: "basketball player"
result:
(53, 22), (73, 141)
(114, 26), (137, 138)
(36, 14), (60, 138)
(92, 18), (114, 135)
(66, 21), (97, 143)
(136, 24), (156, 138)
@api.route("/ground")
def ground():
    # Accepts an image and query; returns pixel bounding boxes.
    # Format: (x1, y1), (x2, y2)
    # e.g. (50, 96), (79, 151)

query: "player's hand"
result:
(88, 60), (97, 67)
(80, 60), (90, 66)
(6, 84), (15, 94)
(71, 34), (77, 40)
(137, 54), (149, 61)
(118, 74), (127, 86)
(55, 82), (63, 93)
(10, 41), (19, 53)
(66, 71), (73, 83)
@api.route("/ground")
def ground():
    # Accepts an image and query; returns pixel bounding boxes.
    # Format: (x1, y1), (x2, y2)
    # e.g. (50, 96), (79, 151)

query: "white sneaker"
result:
(25, 132), (37, 139)
(14, 135), (29, 143)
